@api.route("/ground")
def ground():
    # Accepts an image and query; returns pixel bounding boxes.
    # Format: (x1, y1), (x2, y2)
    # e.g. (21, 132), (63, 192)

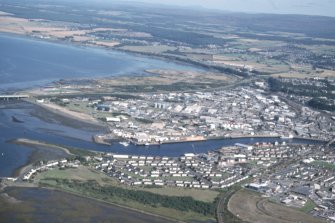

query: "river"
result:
(0, 102), (324, 177)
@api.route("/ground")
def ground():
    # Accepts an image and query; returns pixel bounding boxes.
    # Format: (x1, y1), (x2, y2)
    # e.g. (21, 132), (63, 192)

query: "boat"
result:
(119, 141), (130, 147)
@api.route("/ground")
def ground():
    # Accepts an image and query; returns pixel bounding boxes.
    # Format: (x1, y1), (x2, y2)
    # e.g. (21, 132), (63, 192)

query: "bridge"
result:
(0, 95), (29, 100)
(0, 177), (17, 181)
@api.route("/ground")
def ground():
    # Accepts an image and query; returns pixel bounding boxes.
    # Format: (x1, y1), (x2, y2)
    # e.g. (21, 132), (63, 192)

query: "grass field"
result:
(228, 189), (325, 223)
(139, 187), (219, 203)
(120, 45), (177, 54)
(312, 161), (335, 170)
(271, 69), (335, 79)
(35, 166), (116, 186)
(300, 199), (317, 213)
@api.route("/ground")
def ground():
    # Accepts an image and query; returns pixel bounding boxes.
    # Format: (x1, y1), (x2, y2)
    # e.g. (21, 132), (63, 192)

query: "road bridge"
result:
(0, 95), (29, 100)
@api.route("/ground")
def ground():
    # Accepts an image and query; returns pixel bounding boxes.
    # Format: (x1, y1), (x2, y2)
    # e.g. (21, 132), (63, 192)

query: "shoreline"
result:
(0, 31), (205, 71)
(0, 31), (219, 76)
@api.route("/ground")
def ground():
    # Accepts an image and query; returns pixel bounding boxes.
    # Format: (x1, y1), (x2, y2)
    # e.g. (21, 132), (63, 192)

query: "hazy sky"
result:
(125, 0), (335, 17)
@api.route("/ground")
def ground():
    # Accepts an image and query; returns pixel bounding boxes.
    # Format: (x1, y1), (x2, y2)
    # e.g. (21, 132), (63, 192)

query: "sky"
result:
(123, 0), (335, 17)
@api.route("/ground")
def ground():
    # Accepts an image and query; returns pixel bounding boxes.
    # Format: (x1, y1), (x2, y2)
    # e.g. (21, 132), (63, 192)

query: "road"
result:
(216, 189), (237, 223)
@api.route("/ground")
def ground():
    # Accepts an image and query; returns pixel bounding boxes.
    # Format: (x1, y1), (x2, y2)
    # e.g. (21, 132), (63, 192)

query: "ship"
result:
(119, 141), (130, 147)
(280, 134), (294, 139)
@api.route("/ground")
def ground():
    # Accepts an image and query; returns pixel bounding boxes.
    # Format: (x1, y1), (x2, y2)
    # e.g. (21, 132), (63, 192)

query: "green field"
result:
(300, 199), (317, 213)
(35, 166), (116, 185)
(312, 161), (335, 170)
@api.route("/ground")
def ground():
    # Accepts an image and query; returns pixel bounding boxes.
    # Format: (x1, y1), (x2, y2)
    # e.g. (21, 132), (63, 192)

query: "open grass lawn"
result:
(300, 199), (317, 213)
(35, 166), (117, 186)
(138, 187), (219, 203)
(312, 161), (335, 170)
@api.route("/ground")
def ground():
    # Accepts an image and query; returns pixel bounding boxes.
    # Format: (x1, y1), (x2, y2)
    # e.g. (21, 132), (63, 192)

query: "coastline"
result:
(0, 31), (211, 75)
(0, 31), (243, 77)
